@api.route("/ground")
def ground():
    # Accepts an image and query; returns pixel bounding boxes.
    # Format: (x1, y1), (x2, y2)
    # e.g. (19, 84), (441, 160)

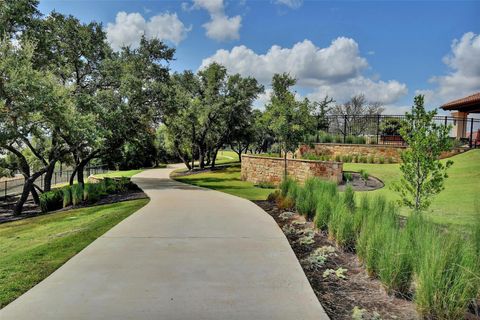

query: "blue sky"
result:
(38, 0), (480, 114)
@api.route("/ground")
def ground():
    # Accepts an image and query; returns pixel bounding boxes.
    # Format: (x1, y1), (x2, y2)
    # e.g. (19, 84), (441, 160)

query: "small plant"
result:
(323, 267), (347, 279)
(378, 156), (385, 164)
(267, 190), (280, 202)
(367, 155), (375, 163)
(354, 136), (367, 144)
(360, 169), (369, 185)
(335, 154), (341, 162)
(302, 246), (336, 270)
(344, 172), (353, 183)
(334, 135), (343, 143)
(351, 306), (366, 320)
(345, 135), (355, 144)
(359, 155), (367, 163)
(298, 230), (315, 245)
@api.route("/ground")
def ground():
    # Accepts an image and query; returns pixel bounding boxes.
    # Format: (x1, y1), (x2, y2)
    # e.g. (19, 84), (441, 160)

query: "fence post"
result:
(4, 181), (6, 200)
(470, 118), (474, 148)
(54, 172), (57, 186)
(376, 114), (381, 144)
(343, 115), (347, 143)
(444, 116), (447, 127)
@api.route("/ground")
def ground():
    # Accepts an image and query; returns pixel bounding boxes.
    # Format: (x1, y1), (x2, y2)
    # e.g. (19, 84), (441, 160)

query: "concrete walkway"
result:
(0, 166), (329, 320)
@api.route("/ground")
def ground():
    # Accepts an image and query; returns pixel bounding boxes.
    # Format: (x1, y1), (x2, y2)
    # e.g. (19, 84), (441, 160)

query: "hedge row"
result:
(39, 177), (132, 213)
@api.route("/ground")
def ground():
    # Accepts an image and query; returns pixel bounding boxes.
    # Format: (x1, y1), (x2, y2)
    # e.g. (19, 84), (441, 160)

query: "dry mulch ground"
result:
(0, 186), (148, 224)
(254, 200), (419, 320)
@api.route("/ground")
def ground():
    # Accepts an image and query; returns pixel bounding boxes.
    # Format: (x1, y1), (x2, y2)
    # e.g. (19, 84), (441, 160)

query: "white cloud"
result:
(106, 11), (191, 50)
(275, 0), (303, 9)
(201, 37), (407, 106)
(417, 32), (480, 106)
(307, 77), (407, 105)
(192, 0), (242, 41)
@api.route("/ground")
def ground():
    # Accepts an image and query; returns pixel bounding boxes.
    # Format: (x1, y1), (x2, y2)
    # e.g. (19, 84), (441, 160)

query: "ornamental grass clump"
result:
(343, 185), (355, 213)
(71, 184), (84, 206)
(314, 191), (337, 231)
(414, 231), (479, 320)
(295, 178), (322, 220)
(328, 203), (356, 250)
(377, 227), (413, 296)
(62, 187), (72, 208)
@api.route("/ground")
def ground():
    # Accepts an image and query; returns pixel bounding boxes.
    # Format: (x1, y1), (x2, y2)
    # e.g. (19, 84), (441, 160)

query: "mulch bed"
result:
(338, 171), (384, 192)
(0, 186), (148, 224)
(254, 200), (419, 320)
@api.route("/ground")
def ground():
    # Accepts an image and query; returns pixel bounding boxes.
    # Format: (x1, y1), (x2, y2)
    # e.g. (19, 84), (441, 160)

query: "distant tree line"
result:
(0, 0), (385, 214)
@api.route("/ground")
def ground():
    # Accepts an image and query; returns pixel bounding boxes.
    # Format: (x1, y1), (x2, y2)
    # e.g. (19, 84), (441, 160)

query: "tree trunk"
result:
(13, 178), (34, 215)
(284, 146), (288, 177)
(43, 160), (57, 192)
(210, 146), (221, 169)
(69, 166), (78, 186)
(31, 186), (40, 205)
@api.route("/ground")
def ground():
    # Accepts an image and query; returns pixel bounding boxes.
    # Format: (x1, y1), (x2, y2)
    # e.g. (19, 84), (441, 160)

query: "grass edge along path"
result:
(172, 164), (274, 201)
(0, 198), (149, 309)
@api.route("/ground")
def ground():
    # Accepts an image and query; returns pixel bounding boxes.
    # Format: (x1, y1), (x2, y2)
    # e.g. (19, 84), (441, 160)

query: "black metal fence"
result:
(314, 114), (480, 147)
(0, 165), (109, 200)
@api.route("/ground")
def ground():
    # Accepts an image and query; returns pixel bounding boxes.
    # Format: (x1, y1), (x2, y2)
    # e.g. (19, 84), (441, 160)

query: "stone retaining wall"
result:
(299, 143), (464, 163)
(241, 154), (343, 185)
(300, 143), (406, 163)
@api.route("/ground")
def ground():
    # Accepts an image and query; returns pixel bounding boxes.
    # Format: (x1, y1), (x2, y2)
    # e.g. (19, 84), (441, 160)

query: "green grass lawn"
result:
(344, 149), (480, 227)
(0, 199), (149, 309)
(94, 169), (144, 178)
(173, 164), (274, 200)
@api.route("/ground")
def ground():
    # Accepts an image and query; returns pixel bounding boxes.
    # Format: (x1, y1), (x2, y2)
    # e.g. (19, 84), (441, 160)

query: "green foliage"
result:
(62, 187), (71, 208)
(344, 172), (353, 183)
(367, 155), (375, 163)
(296, 178), (324, 220)
(39, 189), (64, 213)
(343, 185), (356, 212)
(380, 117), (402, 136)
(255, 181), (275, 189)
(414, 232), (479, 319)
(360, 169), (369, 185)
(393, 95), (453, 212)
(83, 181), (106, 204)
(71, 184), (84, 206)
(378, 156), (385, 164)
(328, 203), (355, 249)
(377, 228), (413, 296)
(314, 190), (338, 231)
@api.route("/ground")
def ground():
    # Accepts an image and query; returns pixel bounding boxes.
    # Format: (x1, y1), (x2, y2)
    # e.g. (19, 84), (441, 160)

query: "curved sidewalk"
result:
(0, 166), (329, 320)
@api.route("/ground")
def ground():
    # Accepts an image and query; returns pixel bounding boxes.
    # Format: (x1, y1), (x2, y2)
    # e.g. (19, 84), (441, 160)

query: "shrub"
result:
(321, 133), (333, 143)
(334, 135), (343, 143)
(378, 156), (385, 164)
(280, 176), (296, 198)
(343, 185), (355, 213)
(39, 189), (64, 213)
(267, 190), (280, 202)
(353, 154), (360, 163)
(71, 184), (84, 206)
(359, 155), (367, 163)
(335, 155), (341, 162)
(367, 155), (375, 163)
(354, 136), (366, 144)
(328, 203), (356, 250)
(345, 135), (355, 144)
(62, 187), (72, 208)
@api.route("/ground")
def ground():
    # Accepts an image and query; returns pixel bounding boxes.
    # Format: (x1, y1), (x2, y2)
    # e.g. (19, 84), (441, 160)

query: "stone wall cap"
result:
(312, 143), (407, 149)
(241, 154), (342, 165)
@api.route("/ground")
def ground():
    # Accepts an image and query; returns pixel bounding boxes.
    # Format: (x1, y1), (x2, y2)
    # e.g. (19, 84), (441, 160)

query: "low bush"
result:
(359, 155), (367, 163)
(354, 136), (367, 144)
(344, 172), (353, 183)
(378, 156), (385, 164)
(315, 192), (336, 231)
(39, 189), (64, 213)
(335, 155), (341, 162)
(334, 135), (343, 143)
(367, 155), (375, 163)
(345, 135), (355, 144)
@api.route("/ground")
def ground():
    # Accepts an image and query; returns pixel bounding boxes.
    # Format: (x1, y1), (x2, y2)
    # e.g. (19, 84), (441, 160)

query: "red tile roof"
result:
(441, 92), (480, 110)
